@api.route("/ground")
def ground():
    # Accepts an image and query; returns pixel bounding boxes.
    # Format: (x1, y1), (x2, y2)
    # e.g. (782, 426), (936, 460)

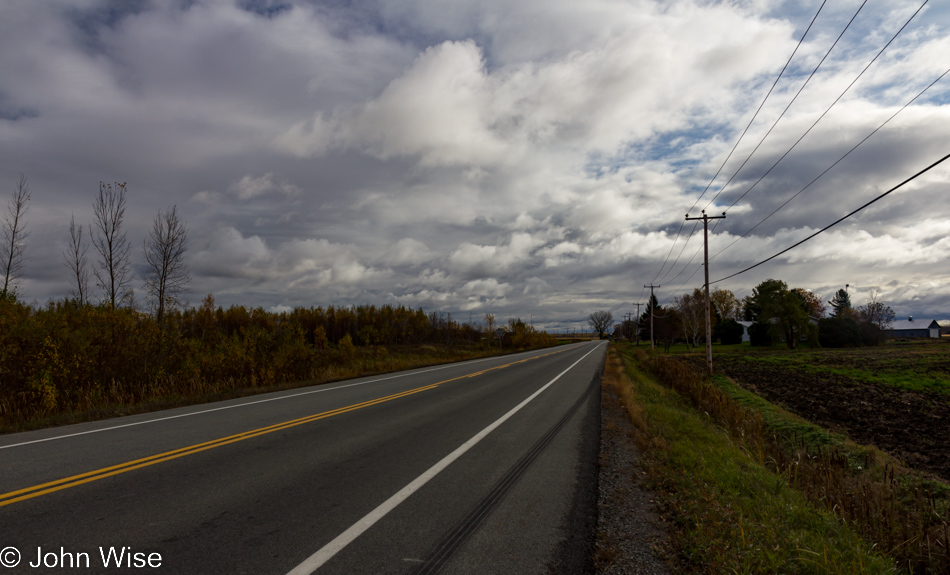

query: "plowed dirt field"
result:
(695, 342), (950, 481)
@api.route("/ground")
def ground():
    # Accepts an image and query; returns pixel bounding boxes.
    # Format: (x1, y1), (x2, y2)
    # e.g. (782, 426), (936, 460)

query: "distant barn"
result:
(884, 317), (941, 339)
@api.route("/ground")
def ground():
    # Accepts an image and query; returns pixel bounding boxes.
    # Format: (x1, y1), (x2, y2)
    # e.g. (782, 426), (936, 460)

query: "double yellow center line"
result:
(0, 347), (570, 508)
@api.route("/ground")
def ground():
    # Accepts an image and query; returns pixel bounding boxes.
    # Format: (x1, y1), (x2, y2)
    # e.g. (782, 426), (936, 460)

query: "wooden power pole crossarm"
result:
(685, 210), (725, 375)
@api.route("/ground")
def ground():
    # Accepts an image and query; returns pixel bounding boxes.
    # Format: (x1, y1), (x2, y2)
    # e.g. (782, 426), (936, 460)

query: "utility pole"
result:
(632, 302), (642, 346)
(685, 210), (725, 375)
(643, 285), (660, 350)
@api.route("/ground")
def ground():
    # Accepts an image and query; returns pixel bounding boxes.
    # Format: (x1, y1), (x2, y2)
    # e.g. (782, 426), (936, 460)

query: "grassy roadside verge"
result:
(605, 343), (899, 573)
(1, 342), (558, 435)
(708, 372), (950, 573)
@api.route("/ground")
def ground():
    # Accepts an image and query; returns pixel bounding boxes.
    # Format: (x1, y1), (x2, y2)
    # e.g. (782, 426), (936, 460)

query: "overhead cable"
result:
(710, 151), (950, 285)
(702, 0), (868, 212)
(648, 0), (828, 284)
(708, 0), (930, 222)
(660, 0), (932, 289)
(710, 65), (950, 263)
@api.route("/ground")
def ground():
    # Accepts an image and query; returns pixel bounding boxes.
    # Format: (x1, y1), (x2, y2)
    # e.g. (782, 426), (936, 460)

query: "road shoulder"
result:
(595, 385), (670, 575)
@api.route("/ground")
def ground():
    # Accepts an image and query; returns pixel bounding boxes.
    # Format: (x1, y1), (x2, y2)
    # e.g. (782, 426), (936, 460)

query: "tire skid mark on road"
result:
(0, 345), (582, 509)
(284, 342), (606, 575)
(411, 372), (600, 575)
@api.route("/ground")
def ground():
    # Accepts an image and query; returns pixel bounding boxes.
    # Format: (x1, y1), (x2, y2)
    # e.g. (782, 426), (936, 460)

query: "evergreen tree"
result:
(828, 288), (852, 318)
(638, 294), (661, 344)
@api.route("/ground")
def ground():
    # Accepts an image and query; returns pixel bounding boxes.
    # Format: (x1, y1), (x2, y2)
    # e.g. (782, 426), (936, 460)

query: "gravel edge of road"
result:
(594, 385), (671, 575)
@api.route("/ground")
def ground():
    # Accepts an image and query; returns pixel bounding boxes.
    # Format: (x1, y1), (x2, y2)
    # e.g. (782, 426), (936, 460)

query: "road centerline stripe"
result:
(0, 345), (581, 508)
(0, 383), (442, 507)
(0, 345), (578, 451)
(285, 342), (604, 575)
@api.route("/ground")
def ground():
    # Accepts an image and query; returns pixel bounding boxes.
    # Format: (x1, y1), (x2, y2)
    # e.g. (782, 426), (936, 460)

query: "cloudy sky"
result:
(2, 0), (949, 330)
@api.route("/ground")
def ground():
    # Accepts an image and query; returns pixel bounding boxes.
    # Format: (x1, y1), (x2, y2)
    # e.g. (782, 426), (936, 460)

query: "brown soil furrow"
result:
(708, 356), (950, 481)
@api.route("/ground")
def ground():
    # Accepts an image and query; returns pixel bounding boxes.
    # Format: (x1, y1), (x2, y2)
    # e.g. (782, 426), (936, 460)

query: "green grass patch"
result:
(716, 340), (950, 395)
(636, 341), (756, 355)
(708, 371), (950, 494)
(611, 346), (897, 574)
(709, 374), (848, 454)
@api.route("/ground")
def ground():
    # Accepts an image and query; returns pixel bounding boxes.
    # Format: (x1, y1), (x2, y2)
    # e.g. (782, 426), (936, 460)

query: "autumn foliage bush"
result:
(0, 294), (554, 427)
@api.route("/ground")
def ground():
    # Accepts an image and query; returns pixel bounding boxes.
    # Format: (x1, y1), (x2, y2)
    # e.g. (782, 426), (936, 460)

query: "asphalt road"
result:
(0, 341), (606, 575)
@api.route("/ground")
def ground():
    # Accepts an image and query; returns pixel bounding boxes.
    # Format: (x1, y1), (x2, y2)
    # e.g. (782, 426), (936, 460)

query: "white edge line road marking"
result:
(285, 341), (605, 575)
(0, 343), (590, 450)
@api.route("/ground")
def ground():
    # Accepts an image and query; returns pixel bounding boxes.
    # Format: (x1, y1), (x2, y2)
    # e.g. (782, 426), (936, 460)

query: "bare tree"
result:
(588, 310), (613, 339)
(858, 288), (895, 330)
(143, 205), (189, 325)
(484, 313), (496, 347)
(1, 174), (31, 297)
(673, 288), (705, 351)
(92, 182), (133, 309)
(63, 214), (90, 305)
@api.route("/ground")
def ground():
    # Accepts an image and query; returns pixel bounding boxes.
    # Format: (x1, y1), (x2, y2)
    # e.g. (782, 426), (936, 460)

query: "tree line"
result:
(0, 294), (553, 425)
(0, 176), (555, 426)
(605, 279), (895, 350)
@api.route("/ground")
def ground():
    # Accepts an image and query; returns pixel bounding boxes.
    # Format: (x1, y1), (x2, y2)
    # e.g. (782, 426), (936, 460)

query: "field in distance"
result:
(698, 340), (950, 481)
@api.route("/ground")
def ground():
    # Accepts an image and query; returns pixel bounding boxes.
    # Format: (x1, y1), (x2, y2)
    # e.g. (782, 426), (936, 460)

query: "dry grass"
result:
(602, 349), (648, 436)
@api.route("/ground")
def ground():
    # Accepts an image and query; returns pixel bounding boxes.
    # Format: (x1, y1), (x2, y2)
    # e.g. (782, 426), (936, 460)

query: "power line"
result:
(660, 247), (703, 295)
(708, 0), (930, 222)
(690, 0), (826, 210)
(702, 0), (867, 212)
(661, 0), (931, 290)
(634, 285), (647, 313)
(657, 0), (858, 285)
(668, 261), (705, 299)
(655, 221), (699, 284)
(710, 151), (950, 285)
(709, 65), (950, 264)
(650, 220), (690, 284)
(648, 1), (828, 285)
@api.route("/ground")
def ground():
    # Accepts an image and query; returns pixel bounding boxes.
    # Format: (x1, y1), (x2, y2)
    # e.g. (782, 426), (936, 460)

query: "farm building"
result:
(734, 318), (816, 343)
(737, 321), (753, 342)
(884, 317), (941, 339)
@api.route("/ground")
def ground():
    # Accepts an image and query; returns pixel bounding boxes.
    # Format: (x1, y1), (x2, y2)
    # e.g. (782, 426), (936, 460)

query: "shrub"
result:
(818, 317), (861, 348)
(748, 321), (772, 346)
(0, 298), (559, 430)
(858, 321), (884, 346)
(713, 318), (745, 345)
